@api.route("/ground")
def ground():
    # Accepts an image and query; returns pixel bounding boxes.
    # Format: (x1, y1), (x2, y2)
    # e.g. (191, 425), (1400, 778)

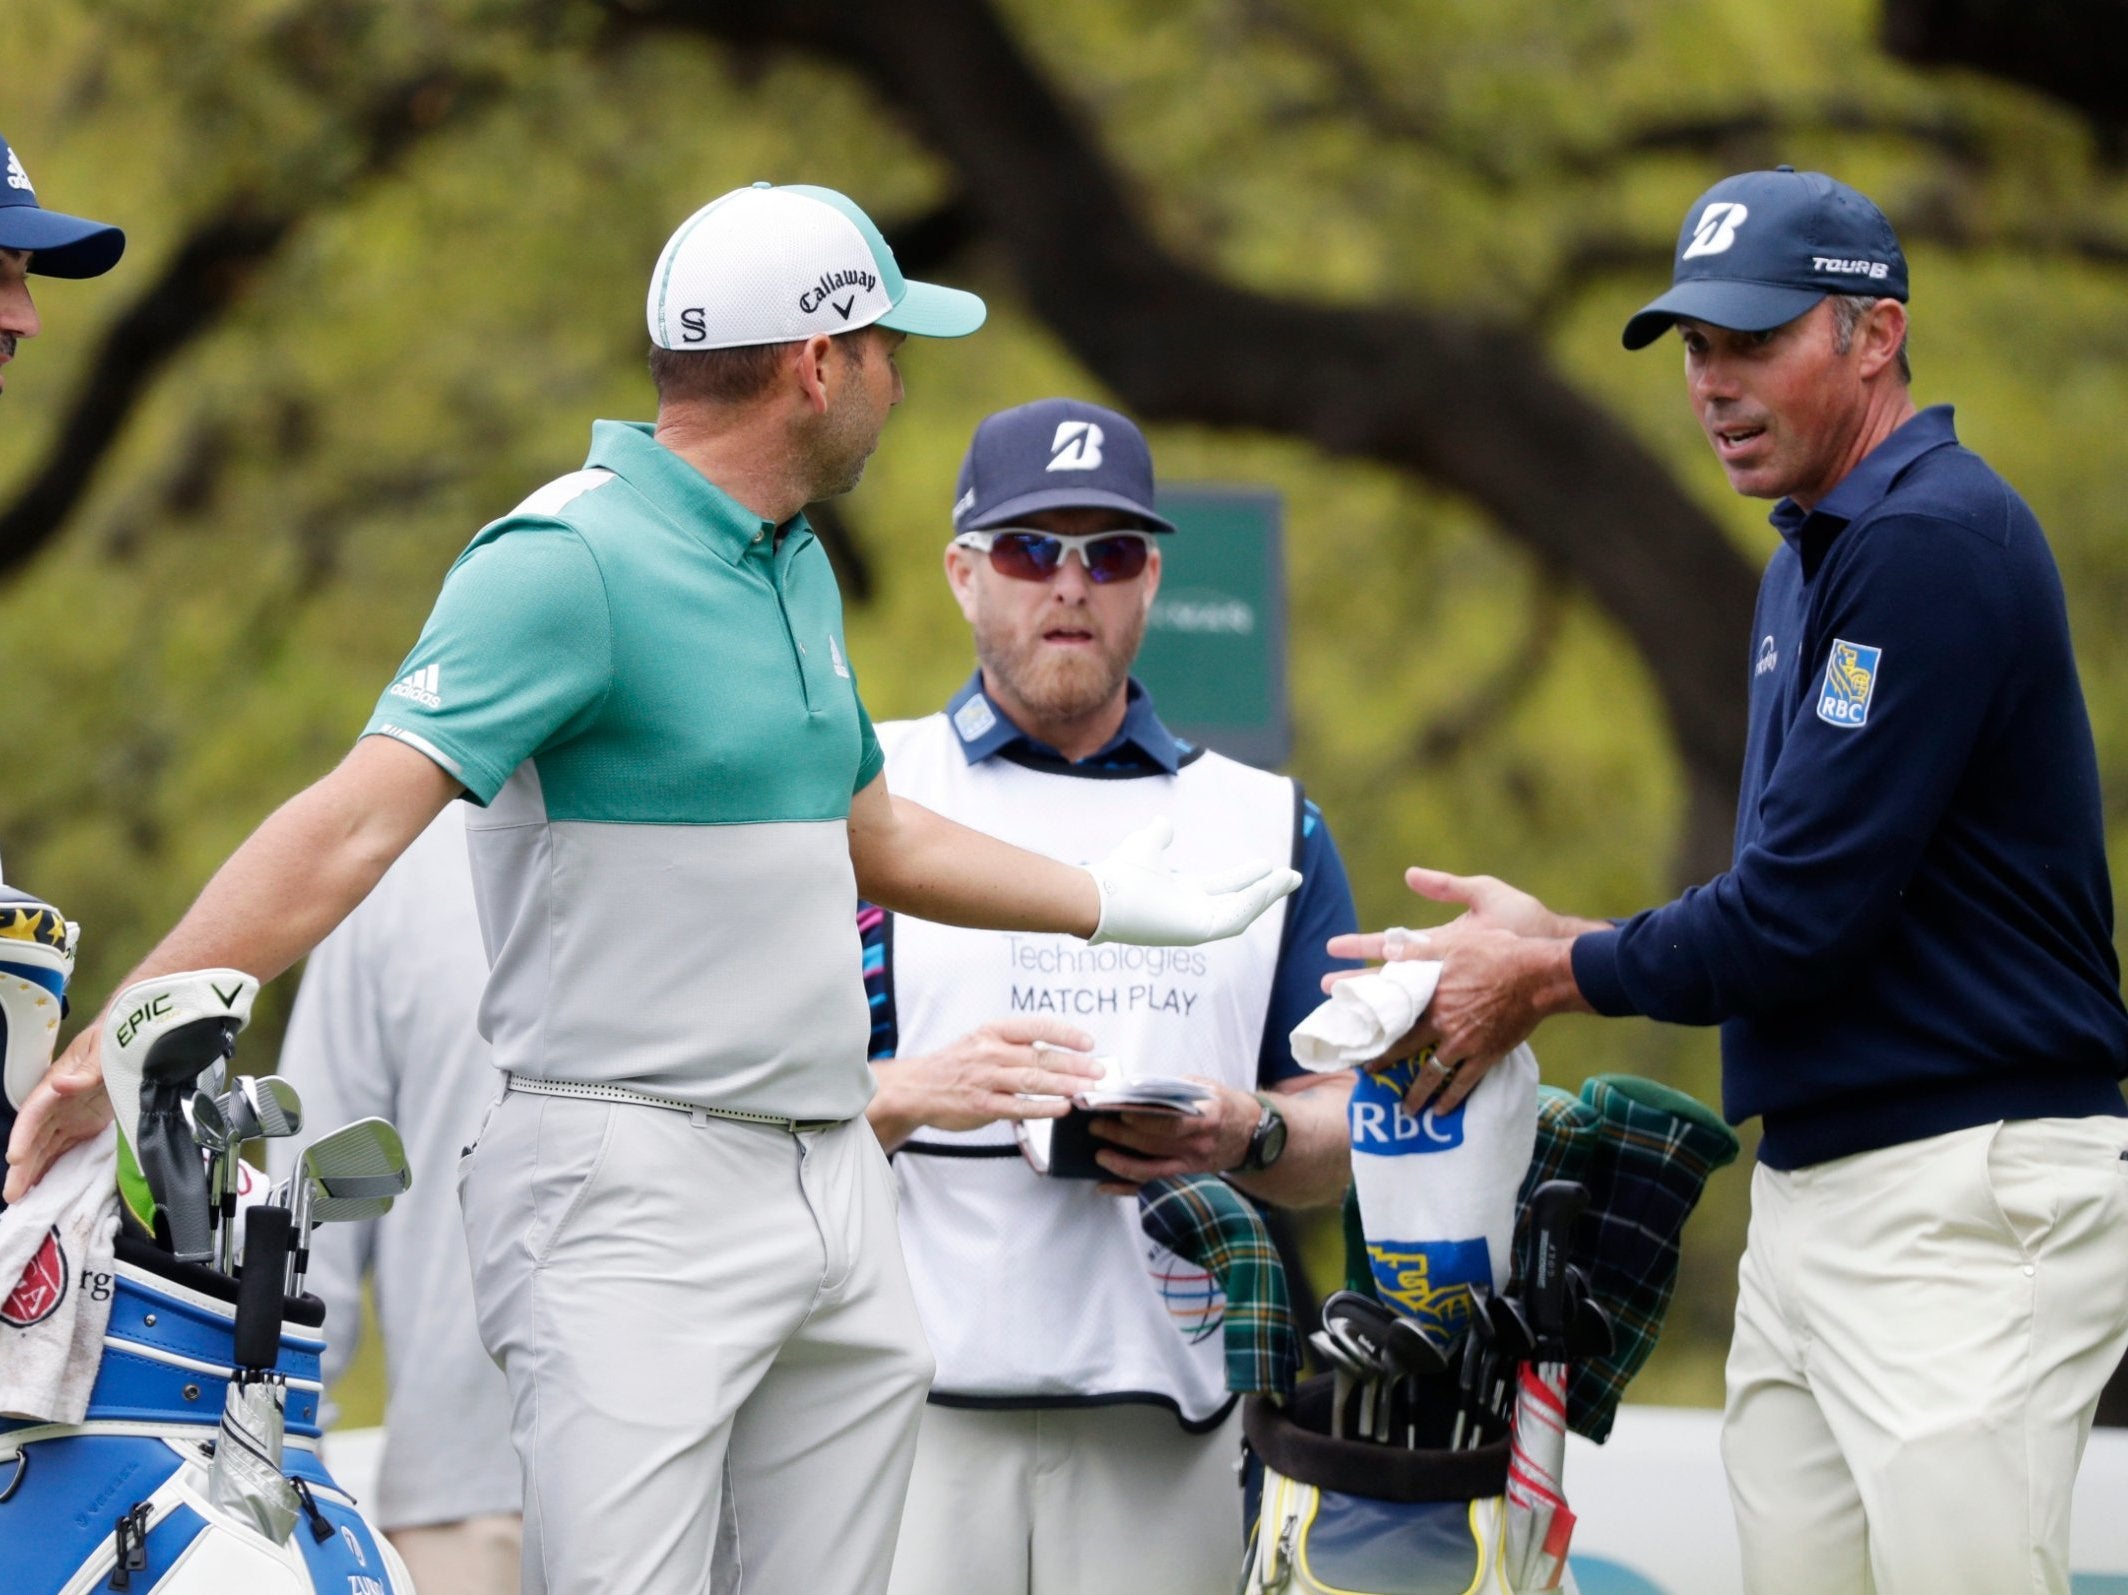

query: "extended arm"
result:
(4, 736), (458, 1199)
(846, 773), (1299, 946)
(847, 773), (1101, 936)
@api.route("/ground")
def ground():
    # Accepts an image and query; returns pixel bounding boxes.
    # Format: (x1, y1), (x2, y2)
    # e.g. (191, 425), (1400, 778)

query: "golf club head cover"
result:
(1563, 1073), (1740, 1443)
(1139, 1173), (1300, 1396)
(1510, 1087), (1602, 1275)
(1347, 1044), (1538, 1353)
(102, 971), (257, 1259)
(1, 883), (79, 1113)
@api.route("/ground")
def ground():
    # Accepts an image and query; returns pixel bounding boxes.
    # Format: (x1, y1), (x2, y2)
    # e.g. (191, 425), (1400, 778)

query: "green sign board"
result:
(1136, 486), (1288, 768)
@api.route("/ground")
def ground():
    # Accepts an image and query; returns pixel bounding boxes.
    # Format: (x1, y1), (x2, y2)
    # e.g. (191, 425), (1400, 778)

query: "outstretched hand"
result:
(1320, 866), (1600, 1116)
(5, 1025), (112, 1203)
(1086, 819), (1301, 948)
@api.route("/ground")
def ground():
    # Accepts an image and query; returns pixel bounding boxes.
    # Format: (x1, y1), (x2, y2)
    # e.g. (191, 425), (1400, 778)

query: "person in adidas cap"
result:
(861, 398), (1360, 1595)
(1326, 167), (2128, 1594)
(0, 131), (125, 398)
(9, 183), (1300, 1595)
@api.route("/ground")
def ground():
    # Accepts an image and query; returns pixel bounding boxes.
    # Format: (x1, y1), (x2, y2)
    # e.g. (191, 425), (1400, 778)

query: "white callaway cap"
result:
(647, 181), (987, 351)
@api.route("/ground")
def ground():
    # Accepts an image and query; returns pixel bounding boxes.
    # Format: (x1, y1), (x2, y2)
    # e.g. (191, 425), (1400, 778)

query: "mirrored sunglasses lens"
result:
(1083, 536), (1149, 583)
(987, 534), (1066, 581)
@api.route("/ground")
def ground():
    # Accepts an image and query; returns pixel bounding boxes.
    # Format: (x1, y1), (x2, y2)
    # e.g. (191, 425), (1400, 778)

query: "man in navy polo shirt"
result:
(0, 130), (124, 401)
(1330, 169), (2128, 1593)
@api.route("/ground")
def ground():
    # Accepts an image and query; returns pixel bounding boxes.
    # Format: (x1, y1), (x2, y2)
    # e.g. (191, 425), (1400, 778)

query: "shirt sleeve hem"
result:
(360, 724), (505, 806)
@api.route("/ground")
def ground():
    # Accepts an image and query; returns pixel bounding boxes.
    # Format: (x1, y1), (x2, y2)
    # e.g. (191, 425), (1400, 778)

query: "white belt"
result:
(501, 1072), (847, 1134)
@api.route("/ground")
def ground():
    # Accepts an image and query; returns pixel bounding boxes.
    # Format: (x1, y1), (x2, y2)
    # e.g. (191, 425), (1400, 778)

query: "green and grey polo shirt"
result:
(363, 420), (885, 1120)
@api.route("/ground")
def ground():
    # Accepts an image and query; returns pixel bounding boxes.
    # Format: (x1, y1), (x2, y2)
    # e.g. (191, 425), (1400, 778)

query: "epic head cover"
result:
(102, 970), (258, 1260)
(0, 883), (80, 1113)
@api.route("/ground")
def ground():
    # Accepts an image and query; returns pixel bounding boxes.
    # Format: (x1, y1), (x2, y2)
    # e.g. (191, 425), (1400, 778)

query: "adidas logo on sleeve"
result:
(387, 663), (443, 710)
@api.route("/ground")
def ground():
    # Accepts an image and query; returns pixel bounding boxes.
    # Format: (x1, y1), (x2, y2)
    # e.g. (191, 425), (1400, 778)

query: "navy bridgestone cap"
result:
(1623, 167), (1906, 351)
(952, 397), (1176, 534)
(0, 133), (125, 280)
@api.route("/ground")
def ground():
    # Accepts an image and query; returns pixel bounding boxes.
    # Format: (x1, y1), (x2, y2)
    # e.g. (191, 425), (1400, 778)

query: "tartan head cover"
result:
(1140, 1173), (1300, 1397)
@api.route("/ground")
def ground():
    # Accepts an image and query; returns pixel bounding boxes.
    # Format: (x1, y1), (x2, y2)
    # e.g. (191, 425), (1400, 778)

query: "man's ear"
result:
(944, 543), (983, 624)
(1857, 299), (1908, 381)
(1139, 544), (1162, 613)
(794, 333), (837, 414)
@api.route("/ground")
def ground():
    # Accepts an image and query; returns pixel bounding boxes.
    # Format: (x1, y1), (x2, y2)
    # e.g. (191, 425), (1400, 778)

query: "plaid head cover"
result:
(1545, 1074), (1740, 1442)
(1140, 1174), (1300, 1397)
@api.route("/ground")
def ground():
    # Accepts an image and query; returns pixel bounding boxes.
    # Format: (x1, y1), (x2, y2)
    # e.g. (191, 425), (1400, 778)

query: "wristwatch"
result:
(1235, 1092), (1289, 1175)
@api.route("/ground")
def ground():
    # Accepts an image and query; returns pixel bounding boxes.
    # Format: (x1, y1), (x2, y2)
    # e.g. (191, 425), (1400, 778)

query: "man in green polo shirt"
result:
(8, 182), (1298, 1595)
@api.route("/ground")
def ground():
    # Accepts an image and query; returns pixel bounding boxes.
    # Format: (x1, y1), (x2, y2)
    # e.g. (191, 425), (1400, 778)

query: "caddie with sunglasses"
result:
(860, 398), (1362, 1595)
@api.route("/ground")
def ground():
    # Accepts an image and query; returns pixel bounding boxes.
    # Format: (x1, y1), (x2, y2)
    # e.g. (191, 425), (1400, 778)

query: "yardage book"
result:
(1014, 1047), (1211, 1178)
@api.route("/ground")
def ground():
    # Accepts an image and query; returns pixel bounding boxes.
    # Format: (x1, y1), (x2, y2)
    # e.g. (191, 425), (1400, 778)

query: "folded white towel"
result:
(1289, 957), (1442, 1071)
(0, 1124), (119, 1422)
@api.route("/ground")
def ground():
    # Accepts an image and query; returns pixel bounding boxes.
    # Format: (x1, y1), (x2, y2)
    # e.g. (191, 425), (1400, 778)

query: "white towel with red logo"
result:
(0, 1123), (118, 1422)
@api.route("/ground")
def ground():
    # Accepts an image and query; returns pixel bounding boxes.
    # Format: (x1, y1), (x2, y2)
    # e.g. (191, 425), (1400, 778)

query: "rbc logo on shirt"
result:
(1349, 1059), (1465, 1155)
(1817, 638), (1882, 728)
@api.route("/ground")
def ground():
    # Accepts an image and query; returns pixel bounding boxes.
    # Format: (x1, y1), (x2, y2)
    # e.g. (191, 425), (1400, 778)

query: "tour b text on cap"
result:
(1623, 167), (1906, 351)
(648, 182), (986, 351)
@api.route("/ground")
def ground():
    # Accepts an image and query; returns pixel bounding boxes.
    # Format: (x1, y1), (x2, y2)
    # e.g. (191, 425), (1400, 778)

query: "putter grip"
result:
(235, 1203), (292, 1370)
(1525, 1179), (1589, 1338)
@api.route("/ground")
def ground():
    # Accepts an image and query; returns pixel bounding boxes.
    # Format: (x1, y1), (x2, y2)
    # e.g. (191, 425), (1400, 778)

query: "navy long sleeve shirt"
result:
(1572, 406), (2128, 1169)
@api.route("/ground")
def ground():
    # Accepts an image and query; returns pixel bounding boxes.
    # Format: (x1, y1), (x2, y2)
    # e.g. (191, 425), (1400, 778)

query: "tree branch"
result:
(0, 65), (501, 583)
(609, 0), (1760, 884)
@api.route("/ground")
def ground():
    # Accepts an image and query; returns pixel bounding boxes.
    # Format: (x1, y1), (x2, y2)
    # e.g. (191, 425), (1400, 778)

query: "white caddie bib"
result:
(878, 713), (1297, 1425)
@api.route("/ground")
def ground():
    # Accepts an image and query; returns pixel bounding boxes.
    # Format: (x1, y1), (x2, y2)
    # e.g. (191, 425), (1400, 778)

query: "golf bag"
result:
(1241, 1377), (1525, 1594)
(0, 1234), (414, 1594)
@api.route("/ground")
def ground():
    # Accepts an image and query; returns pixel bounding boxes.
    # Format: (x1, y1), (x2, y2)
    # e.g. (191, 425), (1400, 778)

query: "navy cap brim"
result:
(967, 486), (1176, 534)
(1622, 279), (1825, 350)
(0, 206), (126, 280)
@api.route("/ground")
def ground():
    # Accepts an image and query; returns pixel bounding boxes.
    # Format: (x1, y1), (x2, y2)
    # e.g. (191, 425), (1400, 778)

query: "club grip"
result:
(235, 1202), (292, 1370)
(1524, 1179), (1588, 1341)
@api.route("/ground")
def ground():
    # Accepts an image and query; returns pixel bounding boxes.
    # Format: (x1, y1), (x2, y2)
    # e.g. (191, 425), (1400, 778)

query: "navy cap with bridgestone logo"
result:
(0, 132), (125, 279)
(1622, 167), (1906, 351)
(648, 181), (985, 351)
(952, 397), (1176, 534)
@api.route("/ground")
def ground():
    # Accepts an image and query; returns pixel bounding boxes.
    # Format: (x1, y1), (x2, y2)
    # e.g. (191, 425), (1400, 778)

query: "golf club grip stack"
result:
(236, 1201), (293, 1371)
(1524, 1180), (1588, 1351)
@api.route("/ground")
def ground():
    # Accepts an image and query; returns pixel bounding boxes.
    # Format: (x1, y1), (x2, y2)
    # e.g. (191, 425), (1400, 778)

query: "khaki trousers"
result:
(887, 1400), (1247, 1595)
(1723, 1117), (2128, 1595)
(460, 1095), (933, 1595)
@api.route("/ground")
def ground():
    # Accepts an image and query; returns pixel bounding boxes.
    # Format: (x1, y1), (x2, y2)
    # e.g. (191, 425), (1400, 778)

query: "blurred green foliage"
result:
(4, 0), (2124, 1422)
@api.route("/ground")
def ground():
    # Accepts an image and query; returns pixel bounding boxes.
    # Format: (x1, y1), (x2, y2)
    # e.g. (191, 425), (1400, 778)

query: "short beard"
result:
(800, 342), (881, 501)
(973, 603), (1147, 729)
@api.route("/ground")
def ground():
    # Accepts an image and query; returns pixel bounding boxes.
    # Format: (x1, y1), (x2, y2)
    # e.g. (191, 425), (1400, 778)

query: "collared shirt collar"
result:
(1769, 404), (1960, 560)
(944, 672), (1185, 774)
(584, 420), (809, 564)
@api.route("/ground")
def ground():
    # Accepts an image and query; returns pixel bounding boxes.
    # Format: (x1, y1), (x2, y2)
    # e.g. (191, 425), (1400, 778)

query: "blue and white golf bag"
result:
(0, 1234), (413, 1593)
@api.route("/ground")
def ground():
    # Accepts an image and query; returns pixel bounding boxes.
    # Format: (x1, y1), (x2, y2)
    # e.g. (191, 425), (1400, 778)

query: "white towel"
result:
(1289, 958), (1442, 1071)
(1290, 956), (1539, 1343)
(0, 1124), (119, 1422)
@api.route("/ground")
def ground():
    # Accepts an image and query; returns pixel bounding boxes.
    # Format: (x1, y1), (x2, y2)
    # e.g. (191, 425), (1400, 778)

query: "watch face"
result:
(1257, 1108), (1288, 1167)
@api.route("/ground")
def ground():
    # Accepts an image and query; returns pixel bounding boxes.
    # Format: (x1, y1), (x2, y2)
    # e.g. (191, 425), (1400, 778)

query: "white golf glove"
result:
(1083, 819), (1302, 947)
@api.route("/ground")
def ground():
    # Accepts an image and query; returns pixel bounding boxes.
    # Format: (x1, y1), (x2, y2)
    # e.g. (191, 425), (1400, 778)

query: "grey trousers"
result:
(460, 1093), (933, 1595)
